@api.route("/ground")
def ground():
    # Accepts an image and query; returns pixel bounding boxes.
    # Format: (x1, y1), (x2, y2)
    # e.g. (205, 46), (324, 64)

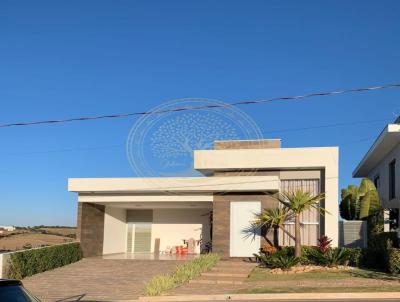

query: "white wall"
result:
(367, 144), (400, 208)
(103, 207), (127, 254)
(151, 208), (211, 254)
(0, 253), (8, 278)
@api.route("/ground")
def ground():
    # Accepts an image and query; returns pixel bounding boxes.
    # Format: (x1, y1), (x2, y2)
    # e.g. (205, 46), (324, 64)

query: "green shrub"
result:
(361, 232), (399, 270)
(256, 246), (364, 268)
(253, 252), (273, 267)
(308, 247), (350, 267)
(254, 249), (300, 270)
(298, 246), (316, 265)
(387, 248), (400, 274)
(342, 247), (363, 267)
(369, 232), (398, 249)
(362, 248), (384, 269)
(144, 253), (220, 296)
(269, 254), (300, 270)
(8, 242), (81, 279)
(272, 246), (317, 265)
(367, 209), (384, 237)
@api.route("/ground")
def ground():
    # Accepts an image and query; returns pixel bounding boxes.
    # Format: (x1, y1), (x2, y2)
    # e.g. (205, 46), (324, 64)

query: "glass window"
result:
(374, 175), (380, 189)
(389, 160), (396, 200)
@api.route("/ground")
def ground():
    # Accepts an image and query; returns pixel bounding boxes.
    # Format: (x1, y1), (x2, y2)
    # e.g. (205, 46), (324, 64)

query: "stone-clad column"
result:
(77, 202), (105, 257)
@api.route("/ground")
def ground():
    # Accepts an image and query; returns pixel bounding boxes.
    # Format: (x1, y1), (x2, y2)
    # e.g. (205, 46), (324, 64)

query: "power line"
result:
(1, 82), (400, 129)
(0, 116), (388, 156)
(263, 118), (391, 134)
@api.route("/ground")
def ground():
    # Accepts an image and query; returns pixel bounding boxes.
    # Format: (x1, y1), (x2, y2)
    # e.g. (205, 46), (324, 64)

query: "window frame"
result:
(389, 159), (396, 200)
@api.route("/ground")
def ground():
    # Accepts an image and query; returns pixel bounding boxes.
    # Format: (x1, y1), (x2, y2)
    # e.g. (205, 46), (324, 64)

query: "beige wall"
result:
(103, 206), (127, 254)
(151, 208), (210, 254)
(194, 147), (339, 246)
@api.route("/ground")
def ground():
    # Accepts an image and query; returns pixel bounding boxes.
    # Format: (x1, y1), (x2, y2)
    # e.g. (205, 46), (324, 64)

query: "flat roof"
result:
(68, 175), (280, 193)
(353, 123), (400, 177)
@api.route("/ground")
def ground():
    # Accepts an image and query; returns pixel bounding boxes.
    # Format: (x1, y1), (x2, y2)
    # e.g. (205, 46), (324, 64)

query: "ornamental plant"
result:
(317, 235), (332, 255)
(340, 178), (380, 220)
(260, 244), (278, 255)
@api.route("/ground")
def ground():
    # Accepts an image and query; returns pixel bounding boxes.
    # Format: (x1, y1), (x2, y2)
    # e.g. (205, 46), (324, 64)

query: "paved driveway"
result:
(23, 258), (182, 302)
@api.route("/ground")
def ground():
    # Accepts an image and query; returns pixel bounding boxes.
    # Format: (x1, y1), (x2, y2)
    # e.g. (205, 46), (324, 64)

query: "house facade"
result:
(353, 117), (400, 230)
(69, 139), (339, 258)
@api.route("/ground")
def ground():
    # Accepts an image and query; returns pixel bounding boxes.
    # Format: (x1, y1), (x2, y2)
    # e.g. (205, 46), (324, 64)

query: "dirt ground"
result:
(0, 229), (76, 251)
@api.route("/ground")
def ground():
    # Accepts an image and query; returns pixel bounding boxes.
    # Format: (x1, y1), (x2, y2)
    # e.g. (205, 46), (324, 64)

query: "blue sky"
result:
(1, 1), (400, 226)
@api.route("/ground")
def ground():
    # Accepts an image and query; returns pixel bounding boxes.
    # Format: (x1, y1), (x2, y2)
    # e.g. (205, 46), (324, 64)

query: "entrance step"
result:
(211, 267), (254, 273)
(186, 260), (255, 286)
(201, 272), (249, 278)
(216, 261), (256, 267)
(189, 279), (244, 285)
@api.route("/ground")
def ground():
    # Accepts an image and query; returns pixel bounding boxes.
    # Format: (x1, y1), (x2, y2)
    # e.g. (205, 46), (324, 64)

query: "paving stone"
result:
(23, 258), (183, 302)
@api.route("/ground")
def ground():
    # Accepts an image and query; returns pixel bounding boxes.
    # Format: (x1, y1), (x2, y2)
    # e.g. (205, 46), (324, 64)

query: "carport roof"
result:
(68, 175), (279, 193)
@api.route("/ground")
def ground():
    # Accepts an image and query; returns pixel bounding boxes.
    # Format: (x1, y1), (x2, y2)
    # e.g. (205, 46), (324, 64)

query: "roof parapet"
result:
(214, 139), (281, 150)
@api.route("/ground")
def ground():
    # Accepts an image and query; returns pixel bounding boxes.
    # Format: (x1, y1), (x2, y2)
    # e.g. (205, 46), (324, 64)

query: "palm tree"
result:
(278, 190), (326, 257)
(252, 207), (295, 246)
(252, 189), (326, 258)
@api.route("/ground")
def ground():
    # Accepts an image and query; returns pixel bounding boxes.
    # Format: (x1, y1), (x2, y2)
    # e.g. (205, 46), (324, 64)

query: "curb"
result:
(137, 292), (400, 301)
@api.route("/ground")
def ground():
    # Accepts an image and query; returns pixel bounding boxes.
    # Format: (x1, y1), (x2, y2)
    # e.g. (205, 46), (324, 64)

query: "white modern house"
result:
(353, 117), (400, 230)
(69, 139), (339, 258)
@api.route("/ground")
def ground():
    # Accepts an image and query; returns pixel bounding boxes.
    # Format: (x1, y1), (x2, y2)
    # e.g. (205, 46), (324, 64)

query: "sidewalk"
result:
(136, 292), (400, 301)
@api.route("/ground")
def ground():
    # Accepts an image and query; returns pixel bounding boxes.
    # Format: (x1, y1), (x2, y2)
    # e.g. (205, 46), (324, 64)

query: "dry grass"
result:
(0, 232), (76, 252)
(38, 227), (76, 236)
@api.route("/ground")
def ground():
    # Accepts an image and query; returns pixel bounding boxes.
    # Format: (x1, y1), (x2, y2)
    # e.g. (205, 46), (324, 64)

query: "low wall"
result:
(339, 220), (367, 248)
(0, 242), (80, 279)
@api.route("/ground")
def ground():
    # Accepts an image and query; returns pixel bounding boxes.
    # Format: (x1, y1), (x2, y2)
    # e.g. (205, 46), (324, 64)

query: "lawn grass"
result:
(246, 266), (400, 282)
(144, 253), (220, 296)
(246, 267), (352, 282)
(238, 286), (400, 294)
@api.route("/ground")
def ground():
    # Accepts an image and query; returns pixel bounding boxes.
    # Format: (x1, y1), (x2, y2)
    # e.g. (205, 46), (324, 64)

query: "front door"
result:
(230, 201), (261, 257)
(134, 223), (152, 253)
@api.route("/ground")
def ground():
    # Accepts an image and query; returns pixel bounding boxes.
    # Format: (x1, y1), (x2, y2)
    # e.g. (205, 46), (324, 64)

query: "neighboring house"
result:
(68, 139), (339, 258)
(353, 117), (400, 230)
(0, 226), (15, 232)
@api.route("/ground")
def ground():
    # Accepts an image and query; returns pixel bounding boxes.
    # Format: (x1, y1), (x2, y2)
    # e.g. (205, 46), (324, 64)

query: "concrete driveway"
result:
(23, 257), (183, 302)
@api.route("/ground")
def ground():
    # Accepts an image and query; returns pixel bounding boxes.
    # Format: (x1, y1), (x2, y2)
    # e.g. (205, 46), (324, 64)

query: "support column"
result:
(77, 202), (105, 257)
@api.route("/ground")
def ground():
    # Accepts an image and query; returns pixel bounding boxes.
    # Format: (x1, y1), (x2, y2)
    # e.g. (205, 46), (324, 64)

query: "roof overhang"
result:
(68, 175), (280, 194)
(353, 124), (400, 178)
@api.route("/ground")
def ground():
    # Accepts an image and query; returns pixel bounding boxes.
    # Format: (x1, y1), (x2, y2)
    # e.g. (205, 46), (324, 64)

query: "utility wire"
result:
(0, 117), (389, 156)
(1, 82), (399, 129)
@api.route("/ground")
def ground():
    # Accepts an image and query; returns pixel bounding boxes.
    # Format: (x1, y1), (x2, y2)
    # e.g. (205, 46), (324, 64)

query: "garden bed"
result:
(268, 264), (352, 274)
